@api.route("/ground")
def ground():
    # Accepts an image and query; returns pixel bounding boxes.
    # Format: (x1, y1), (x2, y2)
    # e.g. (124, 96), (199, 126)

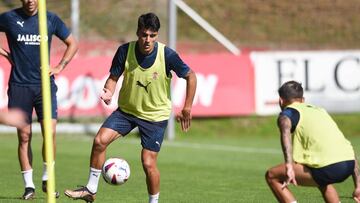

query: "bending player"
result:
(265, 80), (360, 203)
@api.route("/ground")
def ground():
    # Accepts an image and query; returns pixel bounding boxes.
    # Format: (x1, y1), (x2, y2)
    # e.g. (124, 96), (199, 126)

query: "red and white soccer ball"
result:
(102, 158), (131, 185)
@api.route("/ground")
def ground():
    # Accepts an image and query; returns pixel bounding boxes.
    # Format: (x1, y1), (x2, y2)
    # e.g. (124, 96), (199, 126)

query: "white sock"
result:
(86, 167), (101, 194)
(149, 193), (159, 203)
(42, 162), (55, 181)
(290, 201), (297, 203)
(21, 169), (35, 189)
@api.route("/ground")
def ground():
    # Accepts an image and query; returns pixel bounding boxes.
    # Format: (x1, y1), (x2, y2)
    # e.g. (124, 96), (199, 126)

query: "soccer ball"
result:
(102, 157), (131, 185)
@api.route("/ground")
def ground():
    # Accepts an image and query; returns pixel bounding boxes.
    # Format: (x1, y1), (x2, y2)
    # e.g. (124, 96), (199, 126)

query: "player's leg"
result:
(142, 149), (160, 202)
(265, 163), (296, 203)
(65, 109), (133, 202)
(318, 185), (339, 203)
(64, 127), (121, 202)
(88, 109), (136, 171)
(90, 127), (122, 169)
(35, 84), (59, 197)
(311, 160), (355, 203)
(35, 84), (58, 164)
(353, 159), (360, 202)
(40, 119), (57, 164)
(39, 119), (59, 197)
(137, 118), (167, 203)
(17, 126), (33, 171)
(88, 127), (122, 195)
(17, 124), (35, 196)
(265, 163), (318, 203)
(8, 84), (36, 199)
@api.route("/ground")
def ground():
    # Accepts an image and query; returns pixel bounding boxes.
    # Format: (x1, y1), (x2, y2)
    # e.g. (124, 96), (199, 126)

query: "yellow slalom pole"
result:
(38, 0), (56, 202)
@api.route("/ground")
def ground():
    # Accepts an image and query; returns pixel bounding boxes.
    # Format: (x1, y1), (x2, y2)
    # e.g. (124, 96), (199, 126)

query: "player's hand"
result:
(176, 108), (192, 132)
(0, 49), (14, 66)
(49, 64), (64, 76)
(353, 187), (360, 203)
(101, 88), (113, 105)
(281, 163), (297, 189)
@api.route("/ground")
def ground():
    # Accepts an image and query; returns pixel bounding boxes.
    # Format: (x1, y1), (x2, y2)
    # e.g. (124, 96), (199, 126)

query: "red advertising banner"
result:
(180, 53), (254, 116)
(0, 53), (255, 117)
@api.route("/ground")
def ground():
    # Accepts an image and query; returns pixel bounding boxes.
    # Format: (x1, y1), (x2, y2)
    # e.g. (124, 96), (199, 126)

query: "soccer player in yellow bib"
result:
(65, 13), (197, 203)
(265, 81), (360, 203)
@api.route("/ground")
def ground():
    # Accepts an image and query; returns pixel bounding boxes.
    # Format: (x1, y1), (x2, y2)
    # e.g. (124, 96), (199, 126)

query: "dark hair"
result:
(278, 80), (303, 100)
(137, 12), (160, 32)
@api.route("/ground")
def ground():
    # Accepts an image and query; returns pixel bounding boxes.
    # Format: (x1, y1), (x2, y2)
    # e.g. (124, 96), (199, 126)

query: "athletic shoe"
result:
(64, 186), (96, 203)
(22, 187), (35, 200)
(42, 181), (60, 198)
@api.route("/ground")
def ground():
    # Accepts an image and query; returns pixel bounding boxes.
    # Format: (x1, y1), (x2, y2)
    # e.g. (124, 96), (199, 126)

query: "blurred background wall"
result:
(0, 0), (359, 120)
(2, 0), (360, 53)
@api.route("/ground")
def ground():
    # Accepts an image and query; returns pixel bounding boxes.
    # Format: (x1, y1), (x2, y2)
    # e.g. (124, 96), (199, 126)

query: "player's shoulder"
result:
(117, 42), (130, 52)
(114, 42), (130, 58)
(163, 43), (175, 52)
(120, 42), (130, 48)
(280, 107), (299, 118)
(46, 10), (61, 20)
(163, 44), (178, 58)
(0, 8), (21, 18)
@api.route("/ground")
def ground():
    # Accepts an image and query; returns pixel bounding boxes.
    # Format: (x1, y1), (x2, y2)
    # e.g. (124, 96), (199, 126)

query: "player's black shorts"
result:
(309, 160), (355, 187)
(102, 108), (168, 152)
(7, 83), (58, 123)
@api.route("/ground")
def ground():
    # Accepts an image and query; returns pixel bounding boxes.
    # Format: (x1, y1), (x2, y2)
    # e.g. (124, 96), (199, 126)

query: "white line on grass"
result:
(0, 124), (280, 155)
(123, 139), (281, 154)
(0, 123), (102, 133)
(164, 141), (281, 154)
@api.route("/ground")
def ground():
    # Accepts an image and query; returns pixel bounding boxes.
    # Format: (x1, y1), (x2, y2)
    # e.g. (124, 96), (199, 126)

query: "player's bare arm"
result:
(0, 47), (9, 57)
(278, 114), (297, 187)
(49, 34), (78, 76)
(278, 115), (293, 164)
(176, 69), (197, 132)
(101, 74), (120, 105)
(352, 157), (360, 202)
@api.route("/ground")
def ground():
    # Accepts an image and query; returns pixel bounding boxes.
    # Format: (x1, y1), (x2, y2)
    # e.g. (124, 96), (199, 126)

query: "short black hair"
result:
(278, 80), (303, 101)
(137, 12), (160, 32)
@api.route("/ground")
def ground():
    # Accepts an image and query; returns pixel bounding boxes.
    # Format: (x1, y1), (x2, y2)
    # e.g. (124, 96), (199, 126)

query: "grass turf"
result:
(0, 128), (359, 202)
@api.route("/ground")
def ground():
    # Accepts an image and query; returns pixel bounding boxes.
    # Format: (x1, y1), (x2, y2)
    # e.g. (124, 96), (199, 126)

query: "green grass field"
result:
(0, 116), (359, 202)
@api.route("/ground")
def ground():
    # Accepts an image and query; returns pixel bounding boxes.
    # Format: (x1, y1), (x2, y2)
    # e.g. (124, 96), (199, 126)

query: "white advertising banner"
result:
(251, 51), (360, 115)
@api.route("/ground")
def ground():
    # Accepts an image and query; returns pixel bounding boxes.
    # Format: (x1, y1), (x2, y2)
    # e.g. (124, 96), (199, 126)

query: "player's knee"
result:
(93, 136), (107, 151)
(18, 127), (31, 136)
(142, 159), (153, 170)
(19, 137), (31, 145)
(18, 133), (31, 144)
(265, 169), (273, 182)
(142, 158), (156, 171)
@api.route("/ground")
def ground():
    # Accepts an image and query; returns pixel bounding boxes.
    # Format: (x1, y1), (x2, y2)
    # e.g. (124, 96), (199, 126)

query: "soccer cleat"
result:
(42, 181), (60, 198)
(22, 187), (35, 200)
(64, 186), (96, 203)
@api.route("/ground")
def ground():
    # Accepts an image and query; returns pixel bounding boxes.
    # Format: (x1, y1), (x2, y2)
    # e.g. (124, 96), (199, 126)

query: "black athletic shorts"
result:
(8, 83), (58, 123)
(102, 109), (168, 152)
(309, 160), (355, 186)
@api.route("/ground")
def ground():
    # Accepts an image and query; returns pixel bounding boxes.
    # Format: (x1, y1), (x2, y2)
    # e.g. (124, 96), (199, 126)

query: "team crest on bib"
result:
(152, 72), (159, 80)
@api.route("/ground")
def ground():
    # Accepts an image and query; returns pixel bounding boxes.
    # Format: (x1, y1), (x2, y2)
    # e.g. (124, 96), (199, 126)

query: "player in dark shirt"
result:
(110, 42), (190, 78)
(0, 0), (78, 199)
